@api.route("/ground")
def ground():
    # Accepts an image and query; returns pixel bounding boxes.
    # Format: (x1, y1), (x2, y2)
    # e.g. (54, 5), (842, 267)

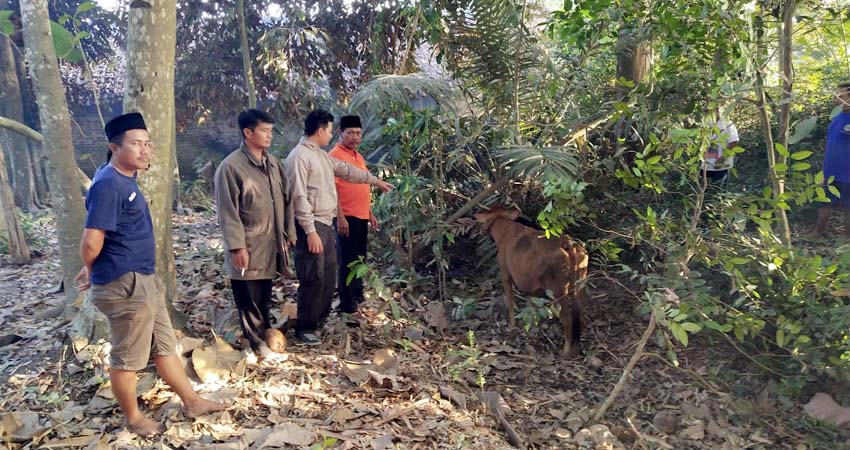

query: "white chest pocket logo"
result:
(129, 192), (137, 202)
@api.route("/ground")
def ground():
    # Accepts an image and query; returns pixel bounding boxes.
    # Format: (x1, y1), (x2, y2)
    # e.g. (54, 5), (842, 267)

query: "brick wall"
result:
(71, 103), (242, 181)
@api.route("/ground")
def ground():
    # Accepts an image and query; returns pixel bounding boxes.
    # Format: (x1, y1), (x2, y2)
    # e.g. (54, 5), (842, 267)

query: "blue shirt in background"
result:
(825, 111), (850, 183)
(85, 164), (155, 285)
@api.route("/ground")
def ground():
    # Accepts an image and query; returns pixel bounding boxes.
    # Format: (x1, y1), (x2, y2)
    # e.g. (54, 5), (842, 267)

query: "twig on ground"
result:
(592, 310), (656, 422)
(626, 417), (673, 449)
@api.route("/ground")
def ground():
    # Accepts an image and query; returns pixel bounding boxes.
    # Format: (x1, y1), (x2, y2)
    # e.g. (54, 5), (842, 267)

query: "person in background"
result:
(812, 82), (850, 238)
(284, 110), (392, 346)
(329, 115), (379, 317)
(702, 114), (739, 187)
(214, 109), (295, 358)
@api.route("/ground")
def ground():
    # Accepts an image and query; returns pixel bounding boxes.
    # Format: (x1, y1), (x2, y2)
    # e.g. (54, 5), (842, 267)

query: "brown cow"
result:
(475, 208), (589, 357)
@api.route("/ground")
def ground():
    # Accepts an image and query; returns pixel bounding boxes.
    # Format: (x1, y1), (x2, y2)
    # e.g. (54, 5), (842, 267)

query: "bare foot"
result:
(184, 397), (228, 418)
(125, 416), (164, 437)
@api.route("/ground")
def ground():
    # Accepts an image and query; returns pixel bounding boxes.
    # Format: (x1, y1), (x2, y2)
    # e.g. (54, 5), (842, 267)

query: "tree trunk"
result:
(614, 27), (649, 163)
(616, 28), (649, 97)
(0, 139), (30, 264)
(29, 140), (49, 202)
(236, 0), (257, 108)
(0, 36), (38, 211)
(123, 0), (178, 305)
(19, 0), (86, 293)
(13, 39), (50, 206)
(753, 16), (792, 246)
(777, 0), (796, 150)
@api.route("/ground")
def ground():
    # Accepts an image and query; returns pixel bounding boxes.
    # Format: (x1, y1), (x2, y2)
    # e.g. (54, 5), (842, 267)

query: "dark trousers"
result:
(231, 279), (272, 351)
(294, 221), (337, 332)
(337, 216), (368, 313)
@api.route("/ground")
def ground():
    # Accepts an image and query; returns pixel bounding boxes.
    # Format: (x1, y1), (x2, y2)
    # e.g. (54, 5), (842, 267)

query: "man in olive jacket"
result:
(215, 109), (295, 357)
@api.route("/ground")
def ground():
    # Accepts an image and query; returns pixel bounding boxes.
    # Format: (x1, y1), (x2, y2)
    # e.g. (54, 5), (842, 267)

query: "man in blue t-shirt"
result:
(75, 113), (226, 436)
(813, 82), (850, 238)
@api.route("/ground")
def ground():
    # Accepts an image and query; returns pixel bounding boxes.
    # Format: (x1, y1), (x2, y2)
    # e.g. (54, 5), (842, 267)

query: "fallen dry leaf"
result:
(192, 335), (245, 383)
(341, 360), (374, 384)
(373, 348), (399, 376)
(439, 385), (468, 410)
(1, 411), (46, 443)
(424, 301), (449, 332)
(804, 392), (850, 428)
(253, 422), (315, 448)
(371, 433), (395, 450)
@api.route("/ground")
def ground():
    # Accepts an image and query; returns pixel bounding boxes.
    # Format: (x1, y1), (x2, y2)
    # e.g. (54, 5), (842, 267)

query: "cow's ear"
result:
(508, 210), (521, 220)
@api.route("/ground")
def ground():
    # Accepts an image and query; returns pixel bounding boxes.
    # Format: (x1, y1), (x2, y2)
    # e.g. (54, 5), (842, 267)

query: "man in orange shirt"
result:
(330, 115), (378, 315)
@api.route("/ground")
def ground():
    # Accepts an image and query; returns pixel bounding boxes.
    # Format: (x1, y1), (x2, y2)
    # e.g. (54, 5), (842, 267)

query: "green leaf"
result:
(775, 143), (789, 158)
(680, 322), (702, 333)
(790, 151), (813, 161)
(788, 117), (817, 145)
(773, 163), (788, 173)
(76, 1), (96, 15)
(829, 185), (841, 197)
(0, 10), (13, 36)
(776, 329), (786, 347)
(729, 257), (748, 265)
(670, 322), (689, 347)
(50, 21), (84, 62)
(791, 162), (811, 171)
(734, 324), (745, 341)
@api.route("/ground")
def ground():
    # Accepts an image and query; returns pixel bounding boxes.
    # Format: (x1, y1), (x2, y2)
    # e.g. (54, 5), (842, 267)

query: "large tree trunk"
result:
(236, 0), (257, 108)
(19, 0), (86, 293)
(0, 37), (38, 211)
(123, 0), (178, 305)
(0, 140), (30, 264)
(12, 40), (50, 206)
(616, 28), (649, 97)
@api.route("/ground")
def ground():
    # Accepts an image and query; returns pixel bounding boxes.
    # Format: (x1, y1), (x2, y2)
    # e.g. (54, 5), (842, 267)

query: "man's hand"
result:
(231, 248), (249, 272)
(307, 232), (323, 254)
(75, 266), (91, 292)
(374, 179), (393, 193)
(369, 212), (379, 230)
(338, 216), (349, 237)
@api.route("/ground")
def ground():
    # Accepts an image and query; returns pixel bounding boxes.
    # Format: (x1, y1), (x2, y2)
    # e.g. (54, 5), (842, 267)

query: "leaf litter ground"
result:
(0, 211), (844, 449)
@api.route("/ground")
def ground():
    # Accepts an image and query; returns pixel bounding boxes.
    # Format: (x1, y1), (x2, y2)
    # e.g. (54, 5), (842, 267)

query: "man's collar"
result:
(299, 136), (324, 151)
(337, 142), (359, 155)
(240, 142), (266, 167)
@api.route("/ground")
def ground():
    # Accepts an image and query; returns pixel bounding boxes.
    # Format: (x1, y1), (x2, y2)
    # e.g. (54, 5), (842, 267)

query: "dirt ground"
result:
(0, 211), (846, 449)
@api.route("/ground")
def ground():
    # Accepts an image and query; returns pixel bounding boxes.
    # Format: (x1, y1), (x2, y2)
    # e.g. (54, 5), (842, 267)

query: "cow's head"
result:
(474, 206), (521, 230)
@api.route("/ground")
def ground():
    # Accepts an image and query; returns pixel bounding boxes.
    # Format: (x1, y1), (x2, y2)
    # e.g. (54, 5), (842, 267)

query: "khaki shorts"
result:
(91, 272), (177, 371)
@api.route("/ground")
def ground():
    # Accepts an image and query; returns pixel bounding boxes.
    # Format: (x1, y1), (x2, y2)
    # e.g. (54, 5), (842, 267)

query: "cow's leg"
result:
(559, 293), (582, 358)
(500, 271), (516, 328)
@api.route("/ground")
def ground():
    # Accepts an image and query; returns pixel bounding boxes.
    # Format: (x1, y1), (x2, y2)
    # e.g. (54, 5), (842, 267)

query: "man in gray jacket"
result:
(285, 109), (392, 345)
(215, 109), (295, 357)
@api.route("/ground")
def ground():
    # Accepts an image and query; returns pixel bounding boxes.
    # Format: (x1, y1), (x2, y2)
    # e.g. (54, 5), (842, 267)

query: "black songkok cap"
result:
(104, 112), (147, 141)
(339, 115), (362, 130)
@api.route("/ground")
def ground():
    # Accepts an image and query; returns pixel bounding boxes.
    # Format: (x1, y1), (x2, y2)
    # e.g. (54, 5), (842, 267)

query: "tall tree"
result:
(236, 0), (256, 108)
(0, 35), (38, 210)
(0, 139), (29, 264)
(123, 0), (178, 302)
(18, 0), (85, 294)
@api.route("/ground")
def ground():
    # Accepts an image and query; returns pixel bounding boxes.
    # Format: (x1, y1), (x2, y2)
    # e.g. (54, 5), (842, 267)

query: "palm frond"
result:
(348, 74), (462, 116)
(494, 145), (580, 181)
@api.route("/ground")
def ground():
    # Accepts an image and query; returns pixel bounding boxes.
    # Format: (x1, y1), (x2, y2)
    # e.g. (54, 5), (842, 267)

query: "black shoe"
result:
(294, 331), (321, 346)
